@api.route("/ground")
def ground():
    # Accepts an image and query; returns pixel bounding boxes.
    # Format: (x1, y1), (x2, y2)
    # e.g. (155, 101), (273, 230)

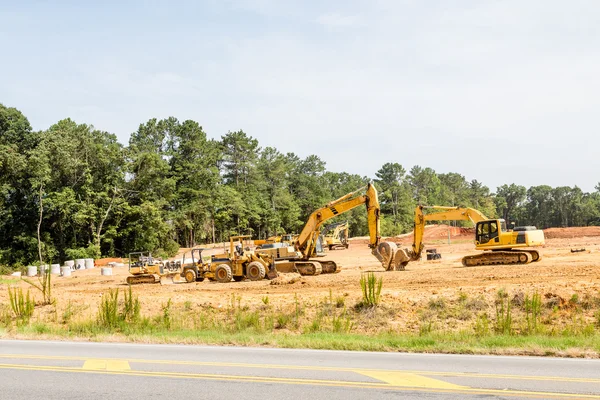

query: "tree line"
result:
(1, 103), (599, 267)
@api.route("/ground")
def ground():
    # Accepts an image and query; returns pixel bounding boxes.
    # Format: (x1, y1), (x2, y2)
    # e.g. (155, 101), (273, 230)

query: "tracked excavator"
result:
(259, 183), (401, 275)
(322, 221), (349, 250)
(376, 205), (545, 270)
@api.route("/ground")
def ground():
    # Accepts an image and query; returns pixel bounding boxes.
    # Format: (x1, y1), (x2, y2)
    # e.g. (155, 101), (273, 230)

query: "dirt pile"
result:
(543, 226), (600, 239)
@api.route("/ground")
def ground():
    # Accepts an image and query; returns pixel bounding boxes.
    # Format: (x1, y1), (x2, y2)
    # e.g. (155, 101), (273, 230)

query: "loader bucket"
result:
(160, 272), (185, 285)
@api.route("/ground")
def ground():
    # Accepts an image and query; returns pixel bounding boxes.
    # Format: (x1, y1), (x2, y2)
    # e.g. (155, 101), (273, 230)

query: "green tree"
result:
(494, 184), (526, 223)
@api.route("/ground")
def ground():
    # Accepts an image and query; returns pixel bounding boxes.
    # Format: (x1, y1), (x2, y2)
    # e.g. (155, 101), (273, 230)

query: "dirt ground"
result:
(2, 225), (599, 333)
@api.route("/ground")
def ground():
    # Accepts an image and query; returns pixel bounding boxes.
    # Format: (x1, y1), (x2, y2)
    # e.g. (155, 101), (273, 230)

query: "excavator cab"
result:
(476, 220), (500, 245)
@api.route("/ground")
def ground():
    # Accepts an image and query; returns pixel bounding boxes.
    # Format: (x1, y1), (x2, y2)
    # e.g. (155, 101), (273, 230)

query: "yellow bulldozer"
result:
(376, 205), (546, 270)
(126, 252), (183, 285)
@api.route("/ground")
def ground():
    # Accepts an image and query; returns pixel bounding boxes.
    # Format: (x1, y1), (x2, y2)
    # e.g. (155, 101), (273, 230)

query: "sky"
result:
(1, 0), (599, 192)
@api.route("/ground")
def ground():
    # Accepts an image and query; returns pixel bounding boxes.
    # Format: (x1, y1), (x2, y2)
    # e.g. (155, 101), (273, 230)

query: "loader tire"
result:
(215, 264), (233, 283)
(246, 261), (266, 281)
(184, 269), (196, 283)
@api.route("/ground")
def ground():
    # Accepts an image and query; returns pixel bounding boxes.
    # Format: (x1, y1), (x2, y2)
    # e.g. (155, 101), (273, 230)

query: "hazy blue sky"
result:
(1, 0), (598, 192)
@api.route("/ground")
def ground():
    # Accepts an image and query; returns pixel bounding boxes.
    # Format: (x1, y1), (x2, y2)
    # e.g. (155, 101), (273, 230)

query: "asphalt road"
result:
(0, 340), (599, 399)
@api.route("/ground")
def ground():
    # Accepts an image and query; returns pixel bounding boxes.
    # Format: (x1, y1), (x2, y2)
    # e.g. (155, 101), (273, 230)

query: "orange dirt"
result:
(2, 225), (599, 333)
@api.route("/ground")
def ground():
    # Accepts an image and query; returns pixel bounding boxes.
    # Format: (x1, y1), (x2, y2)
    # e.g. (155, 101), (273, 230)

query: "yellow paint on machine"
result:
(357, 370), (465, 389)
(82, 359), (131, 371)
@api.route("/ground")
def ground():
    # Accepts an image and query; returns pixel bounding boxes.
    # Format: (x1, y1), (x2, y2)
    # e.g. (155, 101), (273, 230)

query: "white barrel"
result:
(51, 264), (61, 275)
(11, 271), (21, 277)
(114, 263), (125, 268)
(85, 258), (94, 269)
(101, 267), (112, 276)
(27, 266), (37, 277)
(39, 264), (49, 275)
(64, 260), (75, 267)
(75, 259), (85, 270)
(60, 266), (72, 277)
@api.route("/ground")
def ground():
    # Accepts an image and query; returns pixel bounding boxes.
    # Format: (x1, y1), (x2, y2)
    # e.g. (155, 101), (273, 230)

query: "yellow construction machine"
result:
(165, 236), (276, 283)
(258, 183), (401, 275)
(377, 205), (545, 270)
(322, 221), (349, 250)
(126, 252), (183, 285)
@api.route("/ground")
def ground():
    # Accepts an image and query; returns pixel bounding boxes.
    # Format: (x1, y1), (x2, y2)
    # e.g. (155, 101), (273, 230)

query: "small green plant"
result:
(359, 272), (383, 307)
(184, 301), (192, 311)
(162, 299), (173, 329)
(419, 320), (433, 336)
(8, 287), (35, 325)
(428, 297), (446, 310)
(458, 291), (468, 304)
(275, 312), (292, 329)
(305, 314), (323, 333)
(122, 285), (141, 323)
(494, 289), (512, 335)
(335, 295), (346, 308)
(524, 292), (542, 334)
(62, 300), (74, 324)
(474, 313), (490, 337)
(569, 294), (580, 307)
(23, 268), (53, 305)
(261, 295), (270, 305)
(98, 289), (120, 328)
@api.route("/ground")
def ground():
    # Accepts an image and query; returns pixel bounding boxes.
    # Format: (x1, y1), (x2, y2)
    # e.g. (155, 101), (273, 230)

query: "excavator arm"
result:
(412, 206), (488, 259)
(380, 205), (489, 271)
(295, 183), (381, 259)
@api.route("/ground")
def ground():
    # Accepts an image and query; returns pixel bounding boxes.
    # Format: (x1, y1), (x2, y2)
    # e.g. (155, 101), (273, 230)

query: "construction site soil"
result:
(2, 225), (599, 335)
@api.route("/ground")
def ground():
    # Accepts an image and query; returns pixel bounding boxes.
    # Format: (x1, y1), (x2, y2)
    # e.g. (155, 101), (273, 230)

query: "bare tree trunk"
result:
(96, 188), (117, 250)
(37, 185), (44, 265)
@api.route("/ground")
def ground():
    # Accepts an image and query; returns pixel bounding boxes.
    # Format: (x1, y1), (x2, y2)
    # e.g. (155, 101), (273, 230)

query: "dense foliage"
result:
(1, 103), (599, 266)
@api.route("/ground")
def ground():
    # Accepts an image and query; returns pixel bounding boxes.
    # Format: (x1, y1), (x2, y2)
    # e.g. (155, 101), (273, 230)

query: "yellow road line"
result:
(82, 359), (130, 371)
(0, 354), (598, 384)
(0, 362), (597, 399)
(357, 370), (465, 389)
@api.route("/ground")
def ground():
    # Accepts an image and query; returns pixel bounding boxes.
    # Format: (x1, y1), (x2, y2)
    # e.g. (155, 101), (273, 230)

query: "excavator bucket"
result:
(372, 241), (411, 271)
(160, 272), (185, 285)
(372, 241), (397, 270)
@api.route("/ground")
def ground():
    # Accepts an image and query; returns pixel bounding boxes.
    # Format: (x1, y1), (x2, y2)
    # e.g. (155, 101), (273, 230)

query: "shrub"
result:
(359, 272), (383, 307)
(8, 287), (35, 325)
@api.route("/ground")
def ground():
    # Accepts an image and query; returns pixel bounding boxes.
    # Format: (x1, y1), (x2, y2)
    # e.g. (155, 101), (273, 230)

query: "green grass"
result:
(0, 277), (20, 285)
(5, 324), (599, 356)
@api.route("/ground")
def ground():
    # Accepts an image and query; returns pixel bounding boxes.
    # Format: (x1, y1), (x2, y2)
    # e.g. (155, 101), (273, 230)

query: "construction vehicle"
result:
(255, 234), (295, 248)
(126, 252), (183, 285)
(258, 183), (401, 275)
(322, 221), (349, 250)
(163, 236), (276, 283)
(378, 205), (545, 270)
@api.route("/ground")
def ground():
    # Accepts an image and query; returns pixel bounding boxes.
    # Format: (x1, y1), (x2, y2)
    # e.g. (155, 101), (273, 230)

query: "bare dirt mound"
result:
(543, 226), (600, 239)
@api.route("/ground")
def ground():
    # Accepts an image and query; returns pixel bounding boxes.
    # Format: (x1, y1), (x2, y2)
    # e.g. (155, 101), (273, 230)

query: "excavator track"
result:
(126, 274), (159, 285)
(461, 251), (533, 267)
(295, 261), (322, 276)
(319, 260), (341, 274)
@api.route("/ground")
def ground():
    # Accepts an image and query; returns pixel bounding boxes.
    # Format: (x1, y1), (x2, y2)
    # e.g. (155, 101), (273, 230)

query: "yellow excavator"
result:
(377, 205), (545, 270)
(259, 183), (401, 275)
(322, 221), (349, 250)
